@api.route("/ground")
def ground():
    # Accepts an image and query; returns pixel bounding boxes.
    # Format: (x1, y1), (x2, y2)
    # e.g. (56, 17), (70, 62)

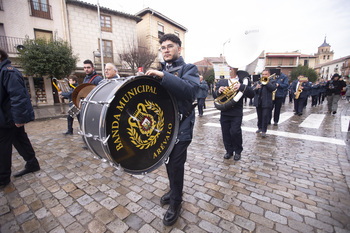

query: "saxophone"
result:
(295, 83), (303, 99)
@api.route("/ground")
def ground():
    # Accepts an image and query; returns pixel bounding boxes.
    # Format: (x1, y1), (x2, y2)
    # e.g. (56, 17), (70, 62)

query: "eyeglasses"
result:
(160, 44), (175, 51)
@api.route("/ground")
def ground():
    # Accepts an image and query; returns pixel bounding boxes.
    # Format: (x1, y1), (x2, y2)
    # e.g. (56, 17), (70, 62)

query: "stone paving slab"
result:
(1, 99), (350, 232)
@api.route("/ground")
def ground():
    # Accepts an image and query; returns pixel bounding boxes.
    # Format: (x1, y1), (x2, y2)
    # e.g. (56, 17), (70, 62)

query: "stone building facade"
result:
(135, 8), (187, 69)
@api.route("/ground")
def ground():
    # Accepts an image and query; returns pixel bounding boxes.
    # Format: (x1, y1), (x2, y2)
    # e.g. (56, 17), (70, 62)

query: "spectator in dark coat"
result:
(325, 73), (346, 114)
(0, 49), (40, 187)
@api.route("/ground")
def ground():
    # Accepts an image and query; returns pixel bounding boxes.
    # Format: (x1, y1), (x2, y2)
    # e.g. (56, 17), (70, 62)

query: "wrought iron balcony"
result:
(0, 36), (26, 54)
(28, 0), (52, 19)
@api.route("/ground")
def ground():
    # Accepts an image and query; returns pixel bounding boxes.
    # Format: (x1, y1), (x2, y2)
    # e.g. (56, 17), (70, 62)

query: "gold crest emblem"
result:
(127, 100), (164, 149)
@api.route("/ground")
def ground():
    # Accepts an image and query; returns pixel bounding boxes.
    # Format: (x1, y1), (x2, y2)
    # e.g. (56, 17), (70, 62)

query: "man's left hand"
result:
(233, 82), (241, 91)
(145, 70), (164, 79)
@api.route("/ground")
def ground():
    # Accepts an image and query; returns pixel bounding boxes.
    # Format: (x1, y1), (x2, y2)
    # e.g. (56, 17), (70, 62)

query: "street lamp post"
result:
(223, 38), (230, 65)
(97, 0), (105, 78)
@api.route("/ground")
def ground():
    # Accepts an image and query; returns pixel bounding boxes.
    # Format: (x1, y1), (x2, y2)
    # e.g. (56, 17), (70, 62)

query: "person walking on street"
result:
(253, 70), (277, 138)
(311, 80), (320, 107)
(213, 67), (255, 159)
(345, 81), (350, 102)
(59, 75), (79, 135)
(197, 75), (208, 117)
(145, 34), (199, 226)
(0, 49), (40, 187)
(318, 78), (327, 105)
(290, 75), (311, 116)
(270, 72), (289, 126)
(325, 73), (346, 114)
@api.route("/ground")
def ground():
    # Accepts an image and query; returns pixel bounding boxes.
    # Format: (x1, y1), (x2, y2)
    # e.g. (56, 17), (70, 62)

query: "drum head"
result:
(105, 76), (179, 174)
(72, 83), (96, 108)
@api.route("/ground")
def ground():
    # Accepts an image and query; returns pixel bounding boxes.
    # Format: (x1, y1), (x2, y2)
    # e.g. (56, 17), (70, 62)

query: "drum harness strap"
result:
(88, 74), (98, 83)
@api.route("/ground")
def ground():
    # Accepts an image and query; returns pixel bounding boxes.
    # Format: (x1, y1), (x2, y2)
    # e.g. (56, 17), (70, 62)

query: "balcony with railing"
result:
(0, 36), (26, 54)
(29, 0), (52, 19)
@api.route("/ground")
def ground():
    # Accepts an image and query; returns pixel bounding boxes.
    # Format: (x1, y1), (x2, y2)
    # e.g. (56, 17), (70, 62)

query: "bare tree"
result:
(118, 39), (157, 75)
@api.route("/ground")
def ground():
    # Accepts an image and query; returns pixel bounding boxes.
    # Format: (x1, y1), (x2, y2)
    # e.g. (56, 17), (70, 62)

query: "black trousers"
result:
(166, 140), (191, 207)
(256, 106), (270, 133)
(0, 126), (39, 182)
(272, 97), (284, 124)
(311, 95), (318, 106)
(220, 115), (243, 155)
(67, 113), (80, 133)
(294, 97), (305, 114)
(197, 98), (205, 116)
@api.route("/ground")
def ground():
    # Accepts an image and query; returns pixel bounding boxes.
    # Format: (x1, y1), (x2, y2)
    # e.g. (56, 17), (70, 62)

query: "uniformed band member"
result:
(270, 72), (289, 126)
(59, 75), (79, 135)
(290, 75), (311, 116)
(253, 70), (277, 138)
(213, 67), (255, 160)
(82, 59), (103, 85)
(145, 34), (199, 226)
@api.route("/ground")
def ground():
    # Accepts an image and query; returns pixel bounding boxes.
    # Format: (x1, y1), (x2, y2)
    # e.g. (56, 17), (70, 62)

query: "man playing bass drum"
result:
(213, 67), (255, 161)
(146, 34), (199, 226)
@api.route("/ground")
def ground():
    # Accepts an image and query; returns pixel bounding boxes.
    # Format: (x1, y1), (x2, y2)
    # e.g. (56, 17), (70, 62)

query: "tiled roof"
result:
(204, 57), (225, 63)
(314, 55), (350, 68)
(136, 8), (187, 32)
(193, 59), (212, 66)
(66, 0), (142, 22)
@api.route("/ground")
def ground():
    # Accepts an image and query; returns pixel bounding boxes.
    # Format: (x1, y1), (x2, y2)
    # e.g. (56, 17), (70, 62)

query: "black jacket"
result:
(253, 80), (277, 108)
(160, 56), (200, 141)
(290, 80), (311, 99)
(0, 59), (34, 128)
(325, 78), (346, 95)
(213, 75), (255, 116)
(83, 71), (103, 85)
(61, 82), (78, 107)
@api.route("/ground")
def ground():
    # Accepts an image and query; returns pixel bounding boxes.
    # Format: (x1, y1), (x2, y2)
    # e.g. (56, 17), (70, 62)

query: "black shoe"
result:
(273, 122), (278, 126)
(63, 131), (73, 135)
(224, 153), (233, 159)
(234, 153), (241, 161)
(0, 179), (10, 188)
(160, 191), (171, 206)
(256, 129), (262, 133)
(13, 167), (40, 178)
(261, 132), (267, 138)
(163, 203), (182, 226)
(332, 111), (336, 114)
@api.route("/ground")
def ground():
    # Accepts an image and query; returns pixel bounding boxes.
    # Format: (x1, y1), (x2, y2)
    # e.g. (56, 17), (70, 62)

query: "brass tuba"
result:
(214, 78), (249, 111)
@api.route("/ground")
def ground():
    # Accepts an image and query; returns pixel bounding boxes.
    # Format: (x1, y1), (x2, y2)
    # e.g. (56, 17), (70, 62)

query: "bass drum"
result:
(79, 76), (179, 175)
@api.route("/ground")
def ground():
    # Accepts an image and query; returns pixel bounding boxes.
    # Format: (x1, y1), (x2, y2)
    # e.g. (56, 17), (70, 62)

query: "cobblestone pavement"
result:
(1, 98), (350, 233)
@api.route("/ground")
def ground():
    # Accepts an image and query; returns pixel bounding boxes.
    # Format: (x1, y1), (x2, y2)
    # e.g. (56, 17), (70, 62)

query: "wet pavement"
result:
(1, 96), (350, 233)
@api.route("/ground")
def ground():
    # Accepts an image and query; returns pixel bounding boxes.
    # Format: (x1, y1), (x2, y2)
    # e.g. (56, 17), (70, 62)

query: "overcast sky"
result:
(83, 0), (350, 65)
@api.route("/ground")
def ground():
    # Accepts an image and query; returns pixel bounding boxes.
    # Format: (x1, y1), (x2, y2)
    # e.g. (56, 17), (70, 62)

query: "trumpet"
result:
(260, 73), (276, 85)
